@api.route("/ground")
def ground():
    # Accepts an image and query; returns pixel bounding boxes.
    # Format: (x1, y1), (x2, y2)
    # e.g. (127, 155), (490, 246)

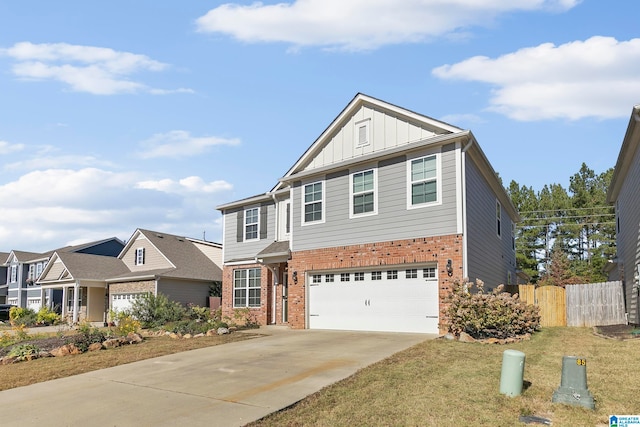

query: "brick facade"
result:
(110, 280), (155, 295)
(222, 234), (463, 334)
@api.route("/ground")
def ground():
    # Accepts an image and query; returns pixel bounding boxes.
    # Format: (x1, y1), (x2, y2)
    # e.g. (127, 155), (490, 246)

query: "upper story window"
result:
(135, 248), (145, 265)
(303, 181), (324, 224)
(496, 200), (502, 238)
(408, 154), (439, 208)
(35, 262), (44, 278)
(355, 118), (370, 147)
(245, 207), (259, 241)
(10, 265), (17, 283)
(350, 169), (376, 217)
(28, 264), (35, 280)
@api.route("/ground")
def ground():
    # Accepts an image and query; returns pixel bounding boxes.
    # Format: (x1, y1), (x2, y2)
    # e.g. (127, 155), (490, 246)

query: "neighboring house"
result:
(607, 104), (640, 325)
(0, 252), (8, 304)
(38, 229), (223, 324)
(105, 229), (222, 316)
(4, 238), (125, 312)
(216, 93), (519, 334)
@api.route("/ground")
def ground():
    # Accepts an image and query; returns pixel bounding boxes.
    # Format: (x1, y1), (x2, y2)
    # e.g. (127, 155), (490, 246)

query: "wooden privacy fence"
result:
(508, 281), (625, 327)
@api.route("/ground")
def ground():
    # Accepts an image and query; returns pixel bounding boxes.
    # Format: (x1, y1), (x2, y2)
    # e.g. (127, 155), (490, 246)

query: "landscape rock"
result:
(1, 356), (19, 365)
(441, 333), (456, 340)
(169, 333), (180, 339)
(183, 334), (193, 339)
(217, 327), (230, 335)
(50, 343), (80, 357)
(126, 332), (143, 344)
(194, 333), (205, 338)
(206, 329), (217, 336)
(88, 342), (103, 352)
(102, 338), (123, 349)
(458, 332), (476, 343)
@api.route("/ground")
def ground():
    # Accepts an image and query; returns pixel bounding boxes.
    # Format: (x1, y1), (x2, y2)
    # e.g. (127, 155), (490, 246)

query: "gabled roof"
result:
(5, 250), (42, 264)
(274, 93), (463, 192)
(113, 229), (222, 282)
(4, 237), (125, 264)
(607, 105), (640, 203)
(39, 252), (129, 283)
(0, 252), (9, 266)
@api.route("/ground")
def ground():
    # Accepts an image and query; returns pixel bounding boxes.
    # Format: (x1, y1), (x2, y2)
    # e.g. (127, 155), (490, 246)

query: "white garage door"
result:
(308, 266), (440, 334)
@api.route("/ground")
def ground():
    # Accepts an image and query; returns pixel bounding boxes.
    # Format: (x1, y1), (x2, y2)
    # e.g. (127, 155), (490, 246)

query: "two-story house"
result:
(4, 238), (125, 312)
(217, 94), (519, 334)
(0, 252), (8, 304)
(607, 104), (640, 325)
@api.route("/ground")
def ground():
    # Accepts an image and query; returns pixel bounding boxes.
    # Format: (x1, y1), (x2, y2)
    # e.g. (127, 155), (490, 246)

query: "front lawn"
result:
(250, 327), (640, 426)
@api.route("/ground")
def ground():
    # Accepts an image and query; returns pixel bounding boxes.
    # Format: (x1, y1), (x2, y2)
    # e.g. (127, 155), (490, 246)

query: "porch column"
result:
(40, 288), (46, 309)
(72, 281), (80, 324)
(61, 286), (68, 320)
(265, 266), (279, 325)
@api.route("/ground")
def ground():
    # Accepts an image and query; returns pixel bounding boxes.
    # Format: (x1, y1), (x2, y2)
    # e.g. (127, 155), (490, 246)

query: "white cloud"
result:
(0, 42), (192, 95)
(137, 130), (240, 158)
(0, 140), (25, 154)
(0, 168), (228, 252)
(4, 154), (116, 171)
(433, 36), (640, 121)
(136, 176), (233, 194)
(196, 0), (579, 51)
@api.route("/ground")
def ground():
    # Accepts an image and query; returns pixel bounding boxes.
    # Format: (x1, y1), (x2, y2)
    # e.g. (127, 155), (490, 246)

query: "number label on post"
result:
(576, 358), (586, 366)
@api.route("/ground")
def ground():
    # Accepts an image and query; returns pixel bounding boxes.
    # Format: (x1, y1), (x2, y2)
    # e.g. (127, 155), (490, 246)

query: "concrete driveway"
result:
(0, 326), (433, 427)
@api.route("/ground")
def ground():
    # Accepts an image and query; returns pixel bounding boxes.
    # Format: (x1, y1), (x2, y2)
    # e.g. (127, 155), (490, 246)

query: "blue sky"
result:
(1, 0), (639, 252)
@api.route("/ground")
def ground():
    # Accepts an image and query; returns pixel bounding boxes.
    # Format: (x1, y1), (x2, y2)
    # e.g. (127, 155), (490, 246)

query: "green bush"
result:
(8, 343), (40, 361)
(69, 322), (106, 352)
(36, 307), (60, 325)
(443, 279), (540, 339)
(129, 293), (186, 328)
(9, 307), (37, 327)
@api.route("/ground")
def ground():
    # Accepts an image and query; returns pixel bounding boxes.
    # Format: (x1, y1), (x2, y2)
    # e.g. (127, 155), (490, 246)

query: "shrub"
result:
(36, 307), (60, 325)
(8, 343), (40, 361)
(129, 293), (186, 328)
(9, 307), (37, 327)
(109, 310), (141, 336)
(69, 323), (106, 352)
(443, 279), (540, 339)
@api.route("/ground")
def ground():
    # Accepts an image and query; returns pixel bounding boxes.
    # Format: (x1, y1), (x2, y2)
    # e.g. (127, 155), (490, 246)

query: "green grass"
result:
(250, 327), (640, 427)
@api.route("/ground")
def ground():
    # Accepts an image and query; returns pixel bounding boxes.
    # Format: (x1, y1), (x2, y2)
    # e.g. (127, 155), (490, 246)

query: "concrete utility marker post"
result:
(552, 355), (595, 410)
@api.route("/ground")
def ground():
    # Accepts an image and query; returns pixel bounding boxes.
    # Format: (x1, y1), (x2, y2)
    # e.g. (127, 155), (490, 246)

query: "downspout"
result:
(72, 281), (80, 324)
(460, 138), (474, 280)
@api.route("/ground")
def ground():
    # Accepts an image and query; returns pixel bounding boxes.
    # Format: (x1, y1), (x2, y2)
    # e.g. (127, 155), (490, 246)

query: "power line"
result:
(518, 206), (613, 214)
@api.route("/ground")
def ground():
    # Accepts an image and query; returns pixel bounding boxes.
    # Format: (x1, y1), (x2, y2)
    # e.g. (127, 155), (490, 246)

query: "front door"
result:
(282, 273), (288, 323)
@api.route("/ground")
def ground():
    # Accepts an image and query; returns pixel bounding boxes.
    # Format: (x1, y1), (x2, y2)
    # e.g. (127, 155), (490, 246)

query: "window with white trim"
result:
(135, 248), (145, 265)
(325, 274), (334, 283)
(340, 273), (350, 282)
(406, 269), (418, 279)
(10, 265), (17, 283)
(233, 268), (261, 308)
(511, 221), (516, 251)
(355, 118), (370, 147)
(36, 262), (44, 278)
(371, 271), (382, 280)
(350, 169), (376, 217)
(387, 270), (398, 280)
(496, 200), (502, 238)
(303, 181), (323, 223)
(244, 207), (259, 241)
(409, 155), (438, 206)
(354, 272), (364, 281)
(28, 264), (35, 280)
(312, 274), (322, 284)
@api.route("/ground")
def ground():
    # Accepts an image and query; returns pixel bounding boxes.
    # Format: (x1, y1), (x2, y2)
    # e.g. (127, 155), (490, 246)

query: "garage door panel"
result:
(308, 269), (440, 334)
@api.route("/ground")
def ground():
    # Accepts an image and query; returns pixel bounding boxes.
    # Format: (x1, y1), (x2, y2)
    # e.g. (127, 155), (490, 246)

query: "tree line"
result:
(506, 163), (615, 286)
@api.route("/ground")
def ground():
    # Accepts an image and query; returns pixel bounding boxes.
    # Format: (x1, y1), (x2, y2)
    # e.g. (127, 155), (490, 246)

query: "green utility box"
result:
(552, 356), (595, 410)
(499, 349), (526, 397)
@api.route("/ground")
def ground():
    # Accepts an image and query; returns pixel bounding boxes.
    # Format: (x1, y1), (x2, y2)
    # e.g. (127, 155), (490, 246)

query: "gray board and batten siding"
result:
(291, 143), (459, 252)
(157, 278), (211, 308)
(465, 155), (517, 288)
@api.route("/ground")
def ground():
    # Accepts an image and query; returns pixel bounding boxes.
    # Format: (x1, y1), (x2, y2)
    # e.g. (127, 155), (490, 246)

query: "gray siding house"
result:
(217, 94), (519, 334)
(0, 252), (8, 304)
(607, 105), (640, 325)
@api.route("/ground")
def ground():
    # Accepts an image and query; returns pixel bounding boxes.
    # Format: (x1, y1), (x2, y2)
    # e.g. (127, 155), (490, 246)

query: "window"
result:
(244, 207), (259, 240)
(10, 265), (17, 283)
(423, 267), (437, 280)
(355, 118), (370, 147)
(371, 271), (382, 280)
(36, 262), (44, 278)
(312, 274), (322, 284)
(496, 200), (502, 238)
(507, 271), (513, 286)
(340, 273), (350, 282)
(354, 272), (364, 281)
(28, 264), (35, 280)
(387, 270), (398, 280)
(303, 182), (323, 223)
(406, 269), (418, 279)
(409, 155), (438, 206)
(135, 248), (145, 265)
(351, 169), (376, 217)
(511, 221), (516, 251)
(325, 274), (334, 283)
(233, 268), (261, 308)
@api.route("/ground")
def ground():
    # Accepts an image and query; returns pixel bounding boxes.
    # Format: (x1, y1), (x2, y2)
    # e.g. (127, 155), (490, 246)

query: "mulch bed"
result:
(0, 336), (70, 357)
(594, 324), (640, 340)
